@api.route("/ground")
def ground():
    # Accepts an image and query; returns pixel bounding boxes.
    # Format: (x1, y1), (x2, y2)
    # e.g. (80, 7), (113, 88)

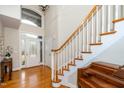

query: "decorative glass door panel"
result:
(21, 34), (40, 68)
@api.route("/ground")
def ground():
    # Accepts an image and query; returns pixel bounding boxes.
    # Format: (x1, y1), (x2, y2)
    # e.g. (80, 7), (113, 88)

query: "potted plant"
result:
(4, 46), (13, 59)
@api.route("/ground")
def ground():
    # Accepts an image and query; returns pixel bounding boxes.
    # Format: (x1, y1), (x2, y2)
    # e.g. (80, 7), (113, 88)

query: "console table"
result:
(0, 58), (12, 82)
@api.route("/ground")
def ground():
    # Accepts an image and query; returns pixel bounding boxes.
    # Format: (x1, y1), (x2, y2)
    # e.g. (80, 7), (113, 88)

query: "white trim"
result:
(26, 62), (43, 68)
(52, 82), (61, 88)
(19, 33), (44, 69)
(12, 67), (21, 71)
(13, 62), (44, 71)
(61, 82), (77, 88)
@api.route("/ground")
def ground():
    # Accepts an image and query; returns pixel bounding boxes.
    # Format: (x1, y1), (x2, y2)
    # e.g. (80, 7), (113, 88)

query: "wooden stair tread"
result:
(81, 51), (92, 53)
(63, 68), (69, 71)
(100, 31), (117, 36)
(80, 76), (117, 88)
(68, 63), (76, 66)
(87, 68), (124, 87)
(90, 42), (103, 45)
(91, 64), (118, 75)
(112, 18), (124, 23)
(74, 58), (83, 60)
(92, 62), (119, 70)
(57, 73), (64, 76)
(91, 62), (119, 75)
(79, 77), (97, 88)
(90, 76), (117, 88)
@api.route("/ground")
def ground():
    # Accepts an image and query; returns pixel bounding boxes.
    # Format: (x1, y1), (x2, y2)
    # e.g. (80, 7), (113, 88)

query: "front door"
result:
(21, 34), (41, 68)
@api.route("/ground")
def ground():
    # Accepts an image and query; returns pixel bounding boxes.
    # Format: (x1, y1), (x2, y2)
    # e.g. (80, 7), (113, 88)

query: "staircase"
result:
(51, 5), (124, 87)
(78, 62), (124, 88)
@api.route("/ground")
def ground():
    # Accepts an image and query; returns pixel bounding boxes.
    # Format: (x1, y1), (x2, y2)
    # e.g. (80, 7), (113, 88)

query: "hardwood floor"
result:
(0, 65), (68, 88)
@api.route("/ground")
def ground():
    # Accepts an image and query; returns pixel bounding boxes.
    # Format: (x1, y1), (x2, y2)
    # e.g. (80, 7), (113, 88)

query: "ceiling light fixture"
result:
(39, 5), (49, 12)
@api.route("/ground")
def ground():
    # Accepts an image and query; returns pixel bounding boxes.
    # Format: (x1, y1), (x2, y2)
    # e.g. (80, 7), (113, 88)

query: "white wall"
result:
(45, 6), (59, 67)
(0, 18), (3, 36)
(4, 27), (20, 70)
(0, 5), (21, 20)
(57, 5), (93, 46)
(0, 6), (19, 70)
(92, 36), (124, 65)
(45, 5), (93, 67)
(0, 17), (5, 56)
(19, 23), (44, 36)
(0, 5), (21, 29)
(0, 19), (2, 78)
(0, 17), (4, 56)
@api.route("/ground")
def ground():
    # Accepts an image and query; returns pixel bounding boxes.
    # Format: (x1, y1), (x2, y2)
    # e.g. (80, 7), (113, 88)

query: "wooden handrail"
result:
(51, 5), (97, 52)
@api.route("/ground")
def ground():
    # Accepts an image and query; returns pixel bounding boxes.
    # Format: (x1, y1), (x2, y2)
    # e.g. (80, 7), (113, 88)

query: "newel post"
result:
(51, 50), (61, 87)
(51, 51), (55, 82)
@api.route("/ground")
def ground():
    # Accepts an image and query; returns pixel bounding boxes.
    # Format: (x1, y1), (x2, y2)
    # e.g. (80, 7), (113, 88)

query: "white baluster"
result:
(67, 43), (69, 63)
(123, 5), (124, 17)
(66, 45), (68, 67)
(82, 24), (84, 52)
(74, 36), (76, 57)
(103, 5), (108, 33)
(61, 50), (63, 73)
(69, 42), (71, 61)
(78, 29), (81, 56)
(54, 53), (57, 81)
(98, 5), (102, 42)
(64, 46), (66, 68)
(68, 43), (70, 63)
(73, 37), (75, 57)
(71, 40), (73, 63)
(76, 34), (78, 57)
(93, 13), (96, 43)
(91, 13), (94, 44)
(62, 49), (64, 67)
(58, 52), (60, 73)
(108, 5), (115, 32)
(66, 45), (68, 65)
(77, 31), (80, 57)
(115, 5), (122, 19)
(89, 17), (92, 44)
(56, 52), (58, 75)
(87, 20), (91, 52)
(96, 6), (99, 42)
(51, 51), (55, 81)
(84, 23), (87, 51)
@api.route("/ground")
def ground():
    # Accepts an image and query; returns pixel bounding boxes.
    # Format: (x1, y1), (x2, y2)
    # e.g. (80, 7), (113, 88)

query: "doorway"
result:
(21, 33), (43, 68)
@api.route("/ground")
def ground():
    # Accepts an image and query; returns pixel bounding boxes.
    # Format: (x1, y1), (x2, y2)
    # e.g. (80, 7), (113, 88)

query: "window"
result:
(29, 40), (37, 56)
(21, 8), (42, 27)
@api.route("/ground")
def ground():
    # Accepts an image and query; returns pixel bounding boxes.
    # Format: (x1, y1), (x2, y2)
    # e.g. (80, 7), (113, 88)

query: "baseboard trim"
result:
(12, 67), (21, 71)
(61, 82), (77, 88)
(12, 64), (51, 71)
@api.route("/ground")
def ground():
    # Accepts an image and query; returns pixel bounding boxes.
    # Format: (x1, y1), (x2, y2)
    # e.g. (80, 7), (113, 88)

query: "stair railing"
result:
(51, 5), (124, 83)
